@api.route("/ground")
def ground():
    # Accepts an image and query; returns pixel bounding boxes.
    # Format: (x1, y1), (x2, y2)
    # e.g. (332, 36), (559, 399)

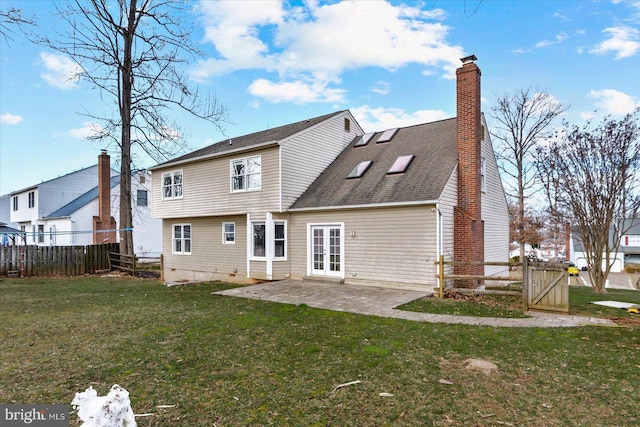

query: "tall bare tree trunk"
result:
(119, 0), (136, 257)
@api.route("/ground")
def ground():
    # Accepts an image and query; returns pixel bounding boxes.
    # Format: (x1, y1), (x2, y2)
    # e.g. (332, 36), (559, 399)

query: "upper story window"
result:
(28, 191), (35, 208)
(231, 155), (261, 192)
(12, 196), (18, 211)
(481, 158), (486, 192)
(344, 117), (351, 132)
(162, 170), (183, 199)
(137, 190), (148, 207)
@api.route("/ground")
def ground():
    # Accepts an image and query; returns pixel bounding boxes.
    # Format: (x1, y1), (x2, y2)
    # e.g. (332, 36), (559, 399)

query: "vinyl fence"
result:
(0, 243), (117, 277)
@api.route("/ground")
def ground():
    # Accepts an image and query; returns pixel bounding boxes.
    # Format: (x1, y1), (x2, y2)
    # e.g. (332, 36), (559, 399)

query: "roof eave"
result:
(149, 140), (280, 171)
(289, 199), (440, 212)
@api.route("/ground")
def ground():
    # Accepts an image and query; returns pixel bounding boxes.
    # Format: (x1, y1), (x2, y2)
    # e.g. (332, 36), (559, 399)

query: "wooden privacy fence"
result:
(0, 243), (117, 277)
(524, 259), (569, 313)
(435, 256), (569, 313)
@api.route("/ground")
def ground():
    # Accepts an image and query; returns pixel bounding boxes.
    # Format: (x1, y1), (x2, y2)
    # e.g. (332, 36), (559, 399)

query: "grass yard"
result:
(1, 277), (639, 426)
(398, 285), (640, 323)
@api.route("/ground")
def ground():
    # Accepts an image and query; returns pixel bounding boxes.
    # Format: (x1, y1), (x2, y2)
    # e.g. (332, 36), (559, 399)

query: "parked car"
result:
(564, 261), (579, 276)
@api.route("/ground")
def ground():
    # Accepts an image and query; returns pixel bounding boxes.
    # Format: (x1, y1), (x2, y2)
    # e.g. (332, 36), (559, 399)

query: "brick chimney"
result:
(93, 150), (117, 244)
(454, 55), (484, 287)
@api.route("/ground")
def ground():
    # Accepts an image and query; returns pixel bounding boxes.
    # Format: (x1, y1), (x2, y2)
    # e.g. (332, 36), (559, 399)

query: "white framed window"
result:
(274, 221), (287, 260)
(12, 196), (18, 211)
(223, 222), (235, 244)
(231, 156), (261, 192)
(162, 170), (183, 199)
(251, 222), (266, 258)
(28, 191), (35, 208)
(173, 224), (191, 254)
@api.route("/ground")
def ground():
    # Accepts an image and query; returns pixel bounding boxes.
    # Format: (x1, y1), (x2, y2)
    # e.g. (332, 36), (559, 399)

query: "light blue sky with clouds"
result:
(1, 0), (639, 196)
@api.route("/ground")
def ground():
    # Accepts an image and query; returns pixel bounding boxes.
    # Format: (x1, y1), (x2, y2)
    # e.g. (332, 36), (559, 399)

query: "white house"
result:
(7, 151), (161, 256)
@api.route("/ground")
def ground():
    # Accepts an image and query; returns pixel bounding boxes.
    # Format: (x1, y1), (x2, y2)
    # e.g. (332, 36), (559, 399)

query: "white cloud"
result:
(535, 32), (568, 48)
(248, 78), (346, 104)
(66, 122), (103, 139)
(192, 0), (464, 104)
(352, 105), (449, 132)
(588, 89), (640, 115)
(589, 26), (640, 59)
(0, 113), (23, 125)
(40, 52), (82, 89)
(370, 81), (390, 95)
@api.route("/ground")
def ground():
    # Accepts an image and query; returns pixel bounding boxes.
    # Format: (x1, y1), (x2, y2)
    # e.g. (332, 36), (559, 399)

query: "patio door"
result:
(310, 225), (343, 278)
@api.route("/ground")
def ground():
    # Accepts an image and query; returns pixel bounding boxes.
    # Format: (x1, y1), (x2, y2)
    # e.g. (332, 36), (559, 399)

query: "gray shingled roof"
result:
(45, 176), (121, 219)
(291, 117), (458, 209)
(0, 224), (24, 235)
(153, 110), (346, 168)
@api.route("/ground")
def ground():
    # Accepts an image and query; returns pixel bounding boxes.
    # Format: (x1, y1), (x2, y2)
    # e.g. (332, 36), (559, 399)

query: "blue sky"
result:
(1, 0), (639, 196)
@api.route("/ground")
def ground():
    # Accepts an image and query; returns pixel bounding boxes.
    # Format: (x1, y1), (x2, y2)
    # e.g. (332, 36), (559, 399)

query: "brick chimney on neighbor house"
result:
(93, 150), (117, 244)
(454, 54), (484, 287)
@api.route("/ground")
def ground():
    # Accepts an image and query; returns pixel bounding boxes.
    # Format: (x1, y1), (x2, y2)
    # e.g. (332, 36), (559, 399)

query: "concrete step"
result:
(302, 275), (344, 285)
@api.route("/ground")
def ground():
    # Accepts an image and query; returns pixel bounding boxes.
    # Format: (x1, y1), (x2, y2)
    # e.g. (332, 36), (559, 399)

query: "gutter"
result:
(288, 199), (440, 212)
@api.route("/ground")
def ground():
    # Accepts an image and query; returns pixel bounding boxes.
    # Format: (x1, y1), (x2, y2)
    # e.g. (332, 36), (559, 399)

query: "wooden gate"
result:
(524, 261), (568, 313)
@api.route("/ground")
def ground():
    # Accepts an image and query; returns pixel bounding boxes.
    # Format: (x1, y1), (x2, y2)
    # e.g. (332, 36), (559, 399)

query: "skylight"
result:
(354, 132), (375, 147)
(347, 160), (373, 179)
(387, 155), (414, 174)
(376, 128), (399, 143)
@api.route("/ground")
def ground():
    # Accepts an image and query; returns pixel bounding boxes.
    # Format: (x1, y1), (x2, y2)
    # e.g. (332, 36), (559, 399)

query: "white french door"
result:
(310, 225), (343, 277)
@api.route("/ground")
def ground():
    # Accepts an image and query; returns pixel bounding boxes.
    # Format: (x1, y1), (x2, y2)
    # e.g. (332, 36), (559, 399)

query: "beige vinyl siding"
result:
(481, 116), (510, 276)
(162, 216), (249, 283)
(152, 147), (281, 219)
(289, 206), (437, 290)
(438, 169), (458, 281)
(280, 112), (362, 210)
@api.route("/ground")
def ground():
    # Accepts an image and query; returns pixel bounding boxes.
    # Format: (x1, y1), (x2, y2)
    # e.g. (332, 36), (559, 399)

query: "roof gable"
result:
(291, 117), (458, 209)
(45, 176), (121, 219)
(152, 110), (347, 169)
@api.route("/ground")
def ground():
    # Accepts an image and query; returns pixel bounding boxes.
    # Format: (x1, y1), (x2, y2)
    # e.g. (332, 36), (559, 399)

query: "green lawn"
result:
(1, 277), (639, 426)
(398, 285), (640, 321)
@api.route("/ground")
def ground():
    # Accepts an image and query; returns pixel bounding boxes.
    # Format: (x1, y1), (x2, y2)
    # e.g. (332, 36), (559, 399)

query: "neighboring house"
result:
(7, 151), (161, 256)
(151, 56), (509, 291)
(572, 218), (640, 272)
(0, 222), (25, 246)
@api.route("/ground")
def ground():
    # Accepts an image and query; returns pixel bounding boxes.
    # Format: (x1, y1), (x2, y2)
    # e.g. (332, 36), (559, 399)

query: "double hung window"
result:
(223, 222), (235, 244)
(231, 156), (261, 192)
(162, 170), (183, 199)
(173, 224), (191, 254)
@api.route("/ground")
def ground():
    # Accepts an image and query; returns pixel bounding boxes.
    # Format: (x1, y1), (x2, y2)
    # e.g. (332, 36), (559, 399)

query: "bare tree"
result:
(535, 143), (569, 261)
(491, 88), (568, 262)
(41, 0), (228, 256)
(0, 7), (35, 43)
(537, 109), (640, 292)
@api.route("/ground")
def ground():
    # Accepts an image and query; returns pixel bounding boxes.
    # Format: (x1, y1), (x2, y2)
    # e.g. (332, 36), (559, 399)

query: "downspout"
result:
(246, 213), (251, 279)
(266, 212), (273, 280)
